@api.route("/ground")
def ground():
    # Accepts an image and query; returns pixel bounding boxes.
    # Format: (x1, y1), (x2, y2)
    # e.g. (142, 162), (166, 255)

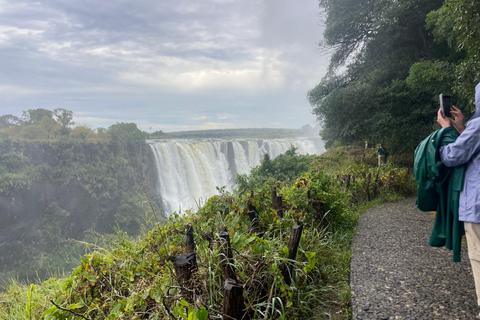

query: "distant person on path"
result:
(377, 144), (388, 166)
(437, 82), (480, 314)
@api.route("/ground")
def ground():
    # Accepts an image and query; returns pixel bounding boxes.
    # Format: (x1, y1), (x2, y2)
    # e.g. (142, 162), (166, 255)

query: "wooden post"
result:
(281, 220), (304, 285)
(352, 175), (355, 183)
(223, 279), (248, 320)
(202, 231), (214, 249)
(270, 185), (277, 209)
(275, 194), (283, 218)
(185, 223), (195, 253)
(387, 170), (394, 185)
(248, 210), (260, 233)
(218, 231), (237, 281)
(170, 252), (198, 302)
(365, 173), (371, 201)
(373, 173), (379, 197)
(345, 175), (351, 190)
(286, 220), (303, 261)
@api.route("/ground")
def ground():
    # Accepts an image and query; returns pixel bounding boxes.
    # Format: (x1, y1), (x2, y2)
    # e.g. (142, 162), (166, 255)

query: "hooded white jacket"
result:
(440, 82), (480, 223)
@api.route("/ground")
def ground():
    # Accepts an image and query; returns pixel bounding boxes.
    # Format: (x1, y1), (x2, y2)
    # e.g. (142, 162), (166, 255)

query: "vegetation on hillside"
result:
(0, 118), (157, 286)
(0, 145), (415, 319)
(309, 0), (480, 153)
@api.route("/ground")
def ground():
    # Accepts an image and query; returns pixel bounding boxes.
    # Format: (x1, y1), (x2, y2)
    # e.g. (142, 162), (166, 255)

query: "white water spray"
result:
(148, 138), (324, 215)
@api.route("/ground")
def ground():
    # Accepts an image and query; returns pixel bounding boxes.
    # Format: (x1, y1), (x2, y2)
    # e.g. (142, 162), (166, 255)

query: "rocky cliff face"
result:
(0, 140), (160, 283)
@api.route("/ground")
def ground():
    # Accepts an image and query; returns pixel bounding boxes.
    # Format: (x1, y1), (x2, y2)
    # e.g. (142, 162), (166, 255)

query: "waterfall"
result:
(148, 137), (324, 216)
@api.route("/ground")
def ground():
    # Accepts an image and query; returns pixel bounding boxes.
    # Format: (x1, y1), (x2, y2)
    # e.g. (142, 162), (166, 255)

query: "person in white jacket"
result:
(437, 82), (480, 315)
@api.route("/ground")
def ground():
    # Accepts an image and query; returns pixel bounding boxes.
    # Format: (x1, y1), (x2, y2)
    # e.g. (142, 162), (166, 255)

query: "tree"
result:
(0, 115), (20, 129)
(22, 109), (53, 125)
(71, 126), (95, 141)
(53, 108), (75, 135)
(19, 125), (49, 140)
(309, 0), (448, 152)
(108, 123), (146, 157)
(39, 116), (60, 139)
(426, 0), (480, 109)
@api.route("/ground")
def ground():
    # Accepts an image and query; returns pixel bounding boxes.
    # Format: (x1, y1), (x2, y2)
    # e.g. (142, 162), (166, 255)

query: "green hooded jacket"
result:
(414, 127), (466, 262)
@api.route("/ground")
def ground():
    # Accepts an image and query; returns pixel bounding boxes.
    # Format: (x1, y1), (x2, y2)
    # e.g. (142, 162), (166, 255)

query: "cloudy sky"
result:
(0, 0), (329, 132)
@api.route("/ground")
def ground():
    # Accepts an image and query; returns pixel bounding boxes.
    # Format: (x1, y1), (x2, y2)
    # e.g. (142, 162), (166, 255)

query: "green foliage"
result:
(0, 143), (416, 319)
(426, 0), (480, 109)
(0, 114), (20, 129)
(22, 109), (53, 125)
(53, 108), (75, 135)
(19, 125), (49, 140)
(308, 0), (480, 152)
(108, 122), (146, 157)
(237, 146), (317, 190)
(114, 192), (151, 235)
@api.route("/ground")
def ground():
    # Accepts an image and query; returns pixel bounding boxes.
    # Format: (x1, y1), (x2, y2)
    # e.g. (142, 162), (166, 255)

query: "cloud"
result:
(0, 0), (329, 132)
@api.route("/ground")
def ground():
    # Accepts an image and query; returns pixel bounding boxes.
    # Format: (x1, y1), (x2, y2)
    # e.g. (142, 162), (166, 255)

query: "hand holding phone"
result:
(439, 94), (452, 118)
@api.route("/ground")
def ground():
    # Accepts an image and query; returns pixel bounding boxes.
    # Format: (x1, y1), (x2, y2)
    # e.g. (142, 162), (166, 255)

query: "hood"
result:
(472, 82), (480, 120)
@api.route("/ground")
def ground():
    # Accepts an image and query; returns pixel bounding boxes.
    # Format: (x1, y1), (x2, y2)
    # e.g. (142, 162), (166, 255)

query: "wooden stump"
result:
(365, 173), (371, 201)
(223, 279), (248, 320)
(202, 231), (214, 249)
(387, 170), (394, 185)
(185, 223), (195, 253)
(344, 175), (351, 189)
(270, 185), (277, 209)
(218, 231), (237, 281)
(248, 210), (260, 233)
(275, 195), (283, 218)
(281, 220), (304, 285)
(170, 252), (198, 302)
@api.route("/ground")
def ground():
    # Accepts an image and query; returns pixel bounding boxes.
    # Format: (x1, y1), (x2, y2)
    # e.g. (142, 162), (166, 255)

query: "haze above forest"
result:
(0, 0), (327, 132)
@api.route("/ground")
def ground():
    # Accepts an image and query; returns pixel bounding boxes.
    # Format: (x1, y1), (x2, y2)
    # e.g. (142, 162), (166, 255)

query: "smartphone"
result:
(439, 94), (451, 118)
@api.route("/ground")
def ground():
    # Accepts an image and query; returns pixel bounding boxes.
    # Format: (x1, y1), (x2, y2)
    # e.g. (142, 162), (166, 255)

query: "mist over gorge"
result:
(0, 132), (324, 282)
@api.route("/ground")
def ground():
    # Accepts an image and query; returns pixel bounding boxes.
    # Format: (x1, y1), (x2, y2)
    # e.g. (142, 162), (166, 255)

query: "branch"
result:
(50, 300), (91, 320)
(263, 278), (277, 320)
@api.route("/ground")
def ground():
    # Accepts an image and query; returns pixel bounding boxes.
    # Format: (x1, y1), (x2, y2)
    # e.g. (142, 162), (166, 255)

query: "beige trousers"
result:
(378, 155), (385, 166)
(464, 222), (480, 306)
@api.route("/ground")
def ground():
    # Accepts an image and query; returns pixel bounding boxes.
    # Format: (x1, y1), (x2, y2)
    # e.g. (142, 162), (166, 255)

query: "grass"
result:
(0, 145), (416, 319)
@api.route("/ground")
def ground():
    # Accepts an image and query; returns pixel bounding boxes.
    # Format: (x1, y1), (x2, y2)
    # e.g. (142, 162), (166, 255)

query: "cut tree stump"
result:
(185, 223), (195, 253)
(270, 185), (277, 209)
(170, 252), (198, 302)
(248, 210), (260, 233)
(281, 219), (304, 285)
(275, 195), (283, 218)
(223, 278), (248, 320)
(218, 231), (237, 281)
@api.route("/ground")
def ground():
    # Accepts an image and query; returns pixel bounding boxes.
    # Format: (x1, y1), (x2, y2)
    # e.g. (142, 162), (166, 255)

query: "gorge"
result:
(0, 136), (323, 282)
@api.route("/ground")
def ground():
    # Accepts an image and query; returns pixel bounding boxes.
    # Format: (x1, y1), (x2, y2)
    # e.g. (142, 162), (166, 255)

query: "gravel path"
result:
(351, 197), (478, 320)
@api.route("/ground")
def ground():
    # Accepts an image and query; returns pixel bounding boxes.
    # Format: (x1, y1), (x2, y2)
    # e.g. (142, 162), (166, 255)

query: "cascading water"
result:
(148, 137), (324, 216)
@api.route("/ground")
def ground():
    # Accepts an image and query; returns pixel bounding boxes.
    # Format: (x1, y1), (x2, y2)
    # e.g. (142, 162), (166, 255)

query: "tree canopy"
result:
(309, 0), (480, 153)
